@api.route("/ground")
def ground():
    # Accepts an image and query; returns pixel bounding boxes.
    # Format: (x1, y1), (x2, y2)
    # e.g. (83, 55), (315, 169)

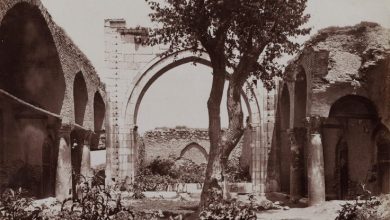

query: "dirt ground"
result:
(256, 200), (346, 220)
(31, 193), (348, 220)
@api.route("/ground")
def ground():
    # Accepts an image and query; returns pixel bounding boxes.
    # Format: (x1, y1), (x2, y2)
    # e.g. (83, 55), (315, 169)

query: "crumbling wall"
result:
(287, 22), (390, 118)
(141, 127), (245, 164)
(281, 22), (390, 198)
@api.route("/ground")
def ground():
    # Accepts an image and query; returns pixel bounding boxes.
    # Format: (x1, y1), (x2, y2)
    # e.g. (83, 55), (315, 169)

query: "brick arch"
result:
(180, 142), (209, 162)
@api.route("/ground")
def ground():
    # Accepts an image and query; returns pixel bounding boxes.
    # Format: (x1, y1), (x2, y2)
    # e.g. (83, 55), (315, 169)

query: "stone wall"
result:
(141, 127), (247, 165)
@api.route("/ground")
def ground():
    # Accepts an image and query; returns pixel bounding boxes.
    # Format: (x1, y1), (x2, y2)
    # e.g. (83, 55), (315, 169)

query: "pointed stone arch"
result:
(0, 2), (65, 114)
(115, 50), (263, 192)
(180, 142), (208, 164)
(0, 2), (65, 198)
(73, 72), (88, 126)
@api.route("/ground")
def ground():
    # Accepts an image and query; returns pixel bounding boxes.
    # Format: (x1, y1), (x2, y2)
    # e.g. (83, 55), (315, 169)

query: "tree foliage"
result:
(146, 0), (310, 88)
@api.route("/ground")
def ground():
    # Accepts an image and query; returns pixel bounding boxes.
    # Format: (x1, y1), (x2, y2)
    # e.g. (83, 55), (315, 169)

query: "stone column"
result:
(118, 124), (135, 183)
(306, 116), (326, 206)
(80, 131), (92, 181)
(55, 124), (73, 201)
(251, 124), (266, 197)
(289, 127), (306, 203)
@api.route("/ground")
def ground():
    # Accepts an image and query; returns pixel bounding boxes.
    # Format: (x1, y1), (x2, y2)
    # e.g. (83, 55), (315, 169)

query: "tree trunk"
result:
(200, 66), (225, 208)
(199, 69), (245, 208)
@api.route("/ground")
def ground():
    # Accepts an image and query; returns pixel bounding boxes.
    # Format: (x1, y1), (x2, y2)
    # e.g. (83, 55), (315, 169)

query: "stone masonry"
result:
(141, 127), (245, 165)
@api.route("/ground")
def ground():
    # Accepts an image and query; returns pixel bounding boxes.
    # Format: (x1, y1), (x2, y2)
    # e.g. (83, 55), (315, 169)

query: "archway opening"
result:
(92, 92), (105, 150)
(0, 2), (64, 198)
(180, 142), (208, 165)
(326, 95), (378, 199)
(294, 68), (307, 127)
(70, 129), (84, 198)
(293, 68), (308, 196)
(74, 72), (88, 126)
(0, 2), (65, 113)
(374, 124), (390, 194)
(137, 63), (250, 161)
(125, 54), (257, 183)
(278, 84), (291, 193)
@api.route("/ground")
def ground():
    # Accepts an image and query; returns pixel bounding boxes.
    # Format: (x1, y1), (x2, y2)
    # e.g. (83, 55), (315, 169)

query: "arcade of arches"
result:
(0, 1), (106, 201)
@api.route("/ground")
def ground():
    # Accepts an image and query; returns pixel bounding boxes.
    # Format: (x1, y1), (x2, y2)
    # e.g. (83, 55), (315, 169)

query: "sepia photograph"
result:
(0, 0), (389, 219)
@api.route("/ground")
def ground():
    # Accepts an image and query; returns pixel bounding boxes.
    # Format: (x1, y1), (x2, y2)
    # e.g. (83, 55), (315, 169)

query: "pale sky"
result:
(41, 0), (390, 133)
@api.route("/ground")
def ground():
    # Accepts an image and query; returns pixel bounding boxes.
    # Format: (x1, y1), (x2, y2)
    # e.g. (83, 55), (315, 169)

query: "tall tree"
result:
(146, 0), (310, 207)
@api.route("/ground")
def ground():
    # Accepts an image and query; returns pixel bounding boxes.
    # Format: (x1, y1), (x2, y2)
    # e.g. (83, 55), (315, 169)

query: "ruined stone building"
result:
(1, 1), (387, 208)
(104, 19), (390, 205)
(0, 1), (106, 201)
(272, 22), (390, 205)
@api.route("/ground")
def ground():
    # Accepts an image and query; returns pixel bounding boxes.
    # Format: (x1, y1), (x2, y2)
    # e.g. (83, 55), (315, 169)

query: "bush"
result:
(148, 156), (176, 177)
(335, 184), (390, 220)
(173, 159), (206, 183)
(91, 169), (105, 187)
(133, 155), (250, 194)
(199, 188), (258, 220)
(225, 157), (251, 182)
(132, 157), (206, 192)
(133, 167), (178, 191)
(0, 187), (37, 219)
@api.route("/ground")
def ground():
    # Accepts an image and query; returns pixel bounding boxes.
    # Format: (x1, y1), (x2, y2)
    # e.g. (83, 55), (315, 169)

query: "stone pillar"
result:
(289, 127), (306, 202)
(118, 124), (135, 183)
(80, 131), (92, 181)
(55, 124), (73, 201)
(252, 124), (266, 196)
(306, 116), (326, 206)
